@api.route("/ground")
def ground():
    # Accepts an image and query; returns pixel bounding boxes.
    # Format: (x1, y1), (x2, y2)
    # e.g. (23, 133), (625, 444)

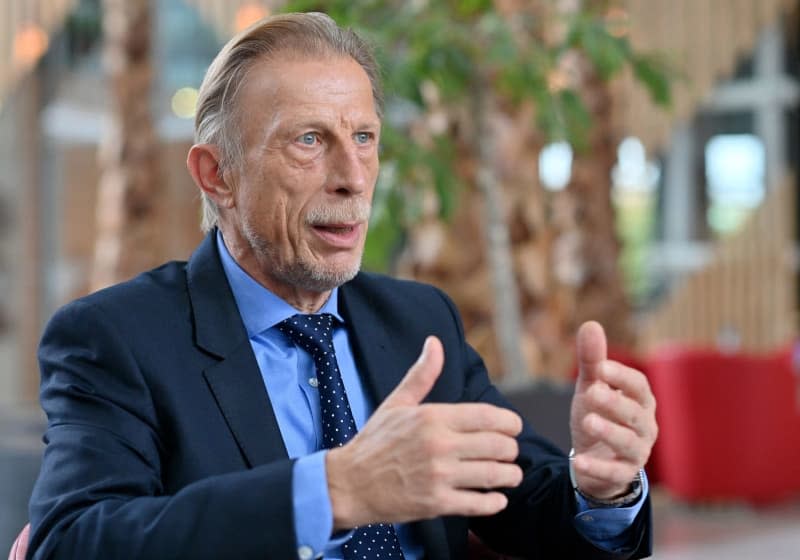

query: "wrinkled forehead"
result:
(240, 53), (379, 115)
(231, 50), (377, 121)
(233, 54), (380, 145)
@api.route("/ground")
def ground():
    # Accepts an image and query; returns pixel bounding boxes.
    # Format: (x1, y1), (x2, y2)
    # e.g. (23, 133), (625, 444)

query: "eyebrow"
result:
(283, 115), (381, 132)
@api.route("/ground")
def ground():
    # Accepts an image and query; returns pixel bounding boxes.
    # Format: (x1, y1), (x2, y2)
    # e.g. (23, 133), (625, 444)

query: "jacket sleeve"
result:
(435, 289), (653, 560)
(28, 300), (298, 560)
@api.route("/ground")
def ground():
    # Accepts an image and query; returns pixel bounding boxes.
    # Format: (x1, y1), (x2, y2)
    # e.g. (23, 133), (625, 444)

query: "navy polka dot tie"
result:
(279, 314), (405, 559)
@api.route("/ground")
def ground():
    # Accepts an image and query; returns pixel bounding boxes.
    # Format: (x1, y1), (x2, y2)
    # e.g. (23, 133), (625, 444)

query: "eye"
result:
(297, 132), (319, 146)
(354, 131), (373, 144)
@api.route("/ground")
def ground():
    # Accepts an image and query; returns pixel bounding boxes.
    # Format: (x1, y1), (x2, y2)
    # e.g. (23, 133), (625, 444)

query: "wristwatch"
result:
(568, 448), (643, 508)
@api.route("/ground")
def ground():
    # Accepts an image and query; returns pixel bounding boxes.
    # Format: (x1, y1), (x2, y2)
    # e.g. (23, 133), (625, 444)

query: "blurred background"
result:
(1, 0), (799, 557)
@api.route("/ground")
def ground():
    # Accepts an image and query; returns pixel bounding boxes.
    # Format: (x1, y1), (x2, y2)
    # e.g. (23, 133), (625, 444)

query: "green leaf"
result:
(632, 55), (672, 107)
(427, 136), (461, 219)
(559, 90), (592, 152)
(579, 23), (629, 79)
(363, 207), (403, 272)
(277, 0), (672, 272)
(450, 0), (493, 18)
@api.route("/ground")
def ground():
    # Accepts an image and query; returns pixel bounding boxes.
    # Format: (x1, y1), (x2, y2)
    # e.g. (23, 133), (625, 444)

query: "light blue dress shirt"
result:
(216, 232), (647, 559)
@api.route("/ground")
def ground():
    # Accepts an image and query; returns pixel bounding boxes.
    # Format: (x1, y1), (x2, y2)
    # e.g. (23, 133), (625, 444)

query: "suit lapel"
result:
(188, 247), (455, 555)
(187, 232), (287, 467)
(339, 277), (453, 559)
(338, 279), (409, 405)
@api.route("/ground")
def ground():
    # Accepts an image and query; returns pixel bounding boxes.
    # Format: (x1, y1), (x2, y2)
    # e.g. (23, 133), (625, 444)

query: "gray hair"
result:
(194, 12), (384, 233)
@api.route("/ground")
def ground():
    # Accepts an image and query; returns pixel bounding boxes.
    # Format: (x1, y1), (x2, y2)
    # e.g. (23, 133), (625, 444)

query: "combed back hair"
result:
(193, 11), (384, 232)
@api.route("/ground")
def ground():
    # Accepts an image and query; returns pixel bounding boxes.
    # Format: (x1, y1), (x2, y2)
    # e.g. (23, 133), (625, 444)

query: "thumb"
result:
(576, 321), (607, 383)
(381, 336), (444, 409)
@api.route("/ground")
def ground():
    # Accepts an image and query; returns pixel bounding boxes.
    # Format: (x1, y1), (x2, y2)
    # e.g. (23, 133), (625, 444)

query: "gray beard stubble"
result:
(243, 198), (371, 293)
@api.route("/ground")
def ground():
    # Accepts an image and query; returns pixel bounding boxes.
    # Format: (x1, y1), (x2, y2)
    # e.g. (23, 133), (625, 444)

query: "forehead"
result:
(238, 54), (379, 125)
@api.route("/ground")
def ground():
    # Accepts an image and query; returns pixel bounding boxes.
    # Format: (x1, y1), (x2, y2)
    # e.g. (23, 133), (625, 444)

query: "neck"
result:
(276, 287), (332, 314)
(218, 226), (333, 313)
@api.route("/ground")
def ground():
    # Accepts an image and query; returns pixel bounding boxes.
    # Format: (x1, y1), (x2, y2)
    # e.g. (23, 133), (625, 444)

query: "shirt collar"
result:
(215, 230), (343, 338)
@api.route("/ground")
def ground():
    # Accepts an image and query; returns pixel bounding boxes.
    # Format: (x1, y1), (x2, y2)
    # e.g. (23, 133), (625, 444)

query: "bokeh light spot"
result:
(171, 87), (199, 119)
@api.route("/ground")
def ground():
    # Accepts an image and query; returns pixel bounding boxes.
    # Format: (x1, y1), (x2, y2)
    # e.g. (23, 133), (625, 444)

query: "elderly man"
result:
(29, 12), (657, 560)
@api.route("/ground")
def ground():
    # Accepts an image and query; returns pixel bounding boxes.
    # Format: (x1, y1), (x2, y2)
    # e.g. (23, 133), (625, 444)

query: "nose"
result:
(328, 139), (371, 196)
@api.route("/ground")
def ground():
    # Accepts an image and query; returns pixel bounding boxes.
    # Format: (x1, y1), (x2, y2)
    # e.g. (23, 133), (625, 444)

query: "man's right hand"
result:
(325, 336), (524, 530)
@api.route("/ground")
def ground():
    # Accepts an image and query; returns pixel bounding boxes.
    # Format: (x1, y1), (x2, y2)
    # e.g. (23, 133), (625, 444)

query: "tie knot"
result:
(278, 313), (336, 356)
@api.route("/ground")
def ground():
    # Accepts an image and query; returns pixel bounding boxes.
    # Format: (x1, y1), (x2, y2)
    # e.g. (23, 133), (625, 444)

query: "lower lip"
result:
(311, 223), (364, 248)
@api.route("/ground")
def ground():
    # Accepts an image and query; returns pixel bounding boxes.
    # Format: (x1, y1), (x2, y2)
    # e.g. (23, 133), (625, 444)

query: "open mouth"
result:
(311, 222), (363, 248)
(314, 224), (356, 234)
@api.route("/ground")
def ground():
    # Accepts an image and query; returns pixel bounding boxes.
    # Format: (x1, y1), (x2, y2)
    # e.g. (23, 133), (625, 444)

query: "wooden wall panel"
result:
(643, 177), (797, 352)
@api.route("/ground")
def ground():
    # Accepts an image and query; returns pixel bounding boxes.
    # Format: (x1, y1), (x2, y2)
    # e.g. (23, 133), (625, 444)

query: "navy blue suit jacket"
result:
(29, 232), (652, 559)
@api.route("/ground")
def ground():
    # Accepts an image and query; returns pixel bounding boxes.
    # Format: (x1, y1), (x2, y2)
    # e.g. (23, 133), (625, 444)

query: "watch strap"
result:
(568, 448), (644, 508)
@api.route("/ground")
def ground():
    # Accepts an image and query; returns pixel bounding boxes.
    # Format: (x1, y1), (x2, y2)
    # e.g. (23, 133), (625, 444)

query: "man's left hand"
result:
(569, 321), (658, 500)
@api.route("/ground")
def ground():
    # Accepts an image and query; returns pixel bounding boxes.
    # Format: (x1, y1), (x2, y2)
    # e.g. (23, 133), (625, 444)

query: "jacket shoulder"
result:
(47, 260), (190, 328)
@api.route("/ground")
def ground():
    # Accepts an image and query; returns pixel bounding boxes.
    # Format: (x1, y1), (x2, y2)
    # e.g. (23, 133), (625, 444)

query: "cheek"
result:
(239, 186), (285, 241)
(268, 194), (312, 253)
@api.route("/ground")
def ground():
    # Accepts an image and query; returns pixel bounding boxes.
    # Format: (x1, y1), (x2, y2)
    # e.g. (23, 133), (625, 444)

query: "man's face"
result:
(221, 54), (380, 300)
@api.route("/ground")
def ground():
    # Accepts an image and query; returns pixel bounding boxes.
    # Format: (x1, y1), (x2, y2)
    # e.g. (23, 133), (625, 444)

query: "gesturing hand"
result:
(326, 336), (524, 530)
(569, 321), (658, 500)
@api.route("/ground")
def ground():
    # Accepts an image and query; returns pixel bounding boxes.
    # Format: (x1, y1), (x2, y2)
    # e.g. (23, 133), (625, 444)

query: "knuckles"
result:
(586, 382), (612, 408)
(472, 404), (497, 427)
(419, 431), (451, 457)
(415, 404), (441, 424)
(361, 401), (526, 520)
(498, 437), (519, 461)
(482, 462), (502, 489)
(426, 459), (452, 485)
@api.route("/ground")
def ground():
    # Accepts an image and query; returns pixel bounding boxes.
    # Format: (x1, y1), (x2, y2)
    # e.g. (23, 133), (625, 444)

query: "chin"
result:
(277, 257), (362, 293)
(321, 257), (363, 285)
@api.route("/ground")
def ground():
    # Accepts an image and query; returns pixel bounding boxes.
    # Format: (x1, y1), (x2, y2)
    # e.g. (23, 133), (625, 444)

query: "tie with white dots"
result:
(278, 314), (405, 560)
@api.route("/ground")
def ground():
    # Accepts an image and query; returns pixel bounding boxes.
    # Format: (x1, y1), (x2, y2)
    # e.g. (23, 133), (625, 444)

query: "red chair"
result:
(647, 344), (800, 503)
(8, 524), (30, 560)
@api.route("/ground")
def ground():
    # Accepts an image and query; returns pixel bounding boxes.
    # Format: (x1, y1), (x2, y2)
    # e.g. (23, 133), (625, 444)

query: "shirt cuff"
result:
(572, 470), (649, 550)
(292, 451), (353, 559)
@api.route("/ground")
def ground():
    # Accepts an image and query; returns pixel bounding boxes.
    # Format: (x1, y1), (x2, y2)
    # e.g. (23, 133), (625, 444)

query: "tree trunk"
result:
(396, 1), (633, 382)
(398, 78), (632, 381)
(472, 79), (530, 388)
(92, 0), (163, 291)
(569, 59), (634, 349)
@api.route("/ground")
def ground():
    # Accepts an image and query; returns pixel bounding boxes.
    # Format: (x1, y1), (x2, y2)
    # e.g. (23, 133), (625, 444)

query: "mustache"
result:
(306, 199), (371, 225)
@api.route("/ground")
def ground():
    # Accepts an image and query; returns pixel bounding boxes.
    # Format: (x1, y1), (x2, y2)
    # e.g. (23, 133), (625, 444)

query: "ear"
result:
(186, 144), (235, 209)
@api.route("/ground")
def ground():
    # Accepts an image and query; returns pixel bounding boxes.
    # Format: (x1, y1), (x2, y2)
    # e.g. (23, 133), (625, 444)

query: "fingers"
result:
(381, 336), (444, 409)
(576, 321), (607, 383)
(423, 462), (522, 518)
(329, 335), (528, 527)
(596, 361), (657, 410)
(582, 372), (654, 438)
(578, 361), (658, 461)
(328, 421), (522, 527)
(450, 431), (519, 462)
(581, 413), (651, 466)
(446, 459), (523, 489)
(439, 403), (523, 437)
(439, 489), (509, 518)
(570, 324), (658, 498)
